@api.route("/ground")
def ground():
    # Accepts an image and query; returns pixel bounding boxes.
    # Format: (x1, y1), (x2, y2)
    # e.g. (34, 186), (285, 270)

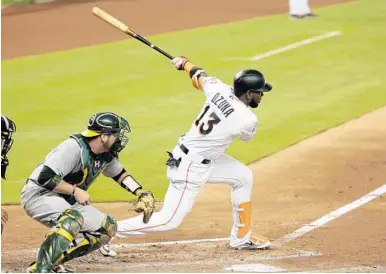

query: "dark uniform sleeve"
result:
(37, 139), (81, 190)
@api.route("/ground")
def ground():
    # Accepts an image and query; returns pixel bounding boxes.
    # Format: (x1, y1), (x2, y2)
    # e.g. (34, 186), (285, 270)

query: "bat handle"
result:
(135, 34), (174, 60)
(153, 47), (174, 60)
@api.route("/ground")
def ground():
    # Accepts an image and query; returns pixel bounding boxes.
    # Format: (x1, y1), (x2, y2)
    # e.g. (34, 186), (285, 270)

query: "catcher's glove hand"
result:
(133, 190), (155, 223)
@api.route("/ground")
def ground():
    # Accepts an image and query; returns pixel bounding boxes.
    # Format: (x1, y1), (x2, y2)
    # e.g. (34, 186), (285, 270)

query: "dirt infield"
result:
(2, 0), (386, 272)
(2, 106), (386, 272)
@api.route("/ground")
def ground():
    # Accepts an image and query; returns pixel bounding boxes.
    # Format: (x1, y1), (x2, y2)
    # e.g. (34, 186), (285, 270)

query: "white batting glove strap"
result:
(192, 69), (205, 78)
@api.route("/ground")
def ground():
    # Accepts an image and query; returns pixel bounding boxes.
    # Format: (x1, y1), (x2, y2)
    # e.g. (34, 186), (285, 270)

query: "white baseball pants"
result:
(289, 0), (311, 15)
(116, 153), (253, 238)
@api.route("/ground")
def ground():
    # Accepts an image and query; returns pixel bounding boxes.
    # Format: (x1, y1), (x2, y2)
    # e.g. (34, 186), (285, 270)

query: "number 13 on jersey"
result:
(195, 105), (221, 135)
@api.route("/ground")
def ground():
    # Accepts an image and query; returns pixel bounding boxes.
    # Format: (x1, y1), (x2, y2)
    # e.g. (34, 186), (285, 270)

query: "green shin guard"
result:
(57, 215), (117, 265)
(56, 235), (99, 265)
(36, 209), (84, 273)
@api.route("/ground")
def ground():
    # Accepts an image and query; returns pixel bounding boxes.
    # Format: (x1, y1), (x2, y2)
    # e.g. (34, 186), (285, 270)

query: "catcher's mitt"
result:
(134, 190), (155, 223)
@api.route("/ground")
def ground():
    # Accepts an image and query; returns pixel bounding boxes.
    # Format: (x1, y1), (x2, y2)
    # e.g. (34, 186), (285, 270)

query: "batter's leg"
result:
(207, 154), (270, 249)
(289, 0), (311, 16)
(116, 180), (201, 237)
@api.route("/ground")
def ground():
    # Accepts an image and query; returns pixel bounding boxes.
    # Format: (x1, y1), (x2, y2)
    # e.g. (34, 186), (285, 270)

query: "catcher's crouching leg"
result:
(36, 209), (84, 273)
(57, 215), (117, 265)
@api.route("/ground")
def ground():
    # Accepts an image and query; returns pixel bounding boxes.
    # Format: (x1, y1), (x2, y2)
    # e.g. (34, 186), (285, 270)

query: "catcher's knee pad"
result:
(54, 215), (117, 266)
(35, 210), (84, 272)
(56, 209), (84, 240)
(97, 215), (117, 245)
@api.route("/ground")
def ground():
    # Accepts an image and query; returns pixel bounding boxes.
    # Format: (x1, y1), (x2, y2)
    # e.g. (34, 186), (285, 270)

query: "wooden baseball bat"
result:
(92, 7), (174, 60)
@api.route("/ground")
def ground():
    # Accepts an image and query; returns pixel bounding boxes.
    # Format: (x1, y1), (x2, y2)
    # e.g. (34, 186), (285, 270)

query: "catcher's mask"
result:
(1, 115), (16, 179)
(81, 112), (131, 155)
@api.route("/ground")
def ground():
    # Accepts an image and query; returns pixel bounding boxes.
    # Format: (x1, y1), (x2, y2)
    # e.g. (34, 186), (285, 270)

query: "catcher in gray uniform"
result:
(21, 112), (155, 273)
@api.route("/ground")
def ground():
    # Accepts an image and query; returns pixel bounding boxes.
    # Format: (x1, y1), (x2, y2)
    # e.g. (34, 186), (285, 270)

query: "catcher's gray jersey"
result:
(22, 135), (123, 230)
(29, 137), (122, 184)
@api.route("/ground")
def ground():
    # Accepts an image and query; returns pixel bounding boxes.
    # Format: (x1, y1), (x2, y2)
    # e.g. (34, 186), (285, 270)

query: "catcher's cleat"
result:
(27, 262), (38, 273)
(52, 264), (76, 273)
(27, 262), (76, 273)
(99, 245), (117, 257)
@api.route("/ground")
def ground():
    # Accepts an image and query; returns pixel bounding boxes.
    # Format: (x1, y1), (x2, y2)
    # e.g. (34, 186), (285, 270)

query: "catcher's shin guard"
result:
(56, 215), (117, 265)
(230, 202), (270, 249)
(36, 209), (84, 273)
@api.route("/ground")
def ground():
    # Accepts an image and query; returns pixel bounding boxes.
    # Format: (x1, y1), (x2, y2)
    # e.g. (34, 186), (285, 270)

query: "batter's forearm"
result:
(183, 62), (195, 75)
(183, 62), (208, 90)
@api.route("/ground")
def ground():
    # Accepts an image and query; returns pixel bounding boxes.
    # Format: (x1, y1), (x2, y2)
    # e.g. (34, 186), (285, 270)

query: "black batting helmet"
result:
(233, 69), (272, 97)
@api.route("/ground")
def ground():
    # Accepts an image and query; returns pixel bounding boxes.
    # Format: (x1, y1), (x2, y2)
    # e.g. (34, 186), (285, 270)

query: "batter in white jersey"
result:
(289, 0), (317, 18)
(117, 56), (272, 249)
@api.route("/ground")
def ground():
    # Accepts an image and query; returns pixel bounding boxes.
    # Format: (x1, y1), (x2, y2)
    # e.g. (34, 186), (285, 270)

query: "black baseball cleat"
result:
(306, 13), (318, 18)
(289, 14), (307, 19)
(289, 13), (317, 19)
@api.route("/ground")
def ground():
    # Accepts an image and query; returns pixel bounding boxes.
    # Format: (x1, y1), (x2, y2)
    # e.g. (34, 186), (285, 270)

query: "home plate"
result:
(224, 263), (286, 272)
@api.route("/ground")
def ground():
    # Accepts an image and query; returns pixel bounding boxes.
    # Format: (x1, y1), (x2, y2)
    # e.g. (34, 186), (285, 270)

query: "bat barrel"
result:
(92, 7), (174, 60)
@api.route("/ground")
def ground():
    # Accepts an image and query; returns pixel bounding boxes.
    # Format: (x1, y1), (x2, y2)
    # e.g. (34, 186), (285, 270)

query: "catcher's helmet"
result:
(81, 112), (131, 154)
(1, 115), (16, 179)
(233, 69), (272, 97)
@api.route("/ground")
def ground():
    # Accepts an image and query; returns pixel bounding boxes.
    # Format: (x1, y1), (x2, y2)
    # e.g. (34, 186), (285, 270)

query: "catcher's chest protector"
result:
(67, 134), (114, 189)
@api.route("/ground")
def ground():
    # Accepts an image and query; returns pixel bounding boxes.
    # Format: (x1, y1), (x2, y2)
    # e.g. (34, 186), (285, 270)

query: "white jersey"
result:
(179, 76), (258, 160)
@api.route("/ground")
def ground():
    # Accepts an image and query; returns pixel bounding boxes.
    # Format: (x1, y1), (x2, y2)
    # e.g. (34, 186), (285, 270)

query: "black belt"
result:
(179, 144), (211, 165)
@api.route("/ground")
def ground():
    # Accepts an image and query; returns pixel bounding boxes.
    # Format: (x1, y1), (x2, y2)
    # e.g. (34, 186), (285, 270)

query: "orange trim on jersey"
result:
(116, 162), (193, 233)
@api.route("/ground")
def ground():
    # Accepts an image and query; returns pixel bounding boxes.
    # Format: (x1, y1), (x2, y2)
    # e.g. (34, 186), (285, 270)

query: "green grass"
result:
(2, 0), (386, 204)
(1, 0), (33, 4)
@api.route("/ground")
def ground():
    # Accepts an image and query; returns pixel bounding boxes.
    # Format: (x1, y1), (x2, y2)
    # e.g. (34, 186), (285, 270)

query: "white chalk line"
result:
(224, 264), (386, 273)
(224, 263), (286, 273)
(5, 185), (384, 273)
(223, 184), (386, 272)
(277, 183), (386, 245)
(224, 31), (341, 61)
(111, 236), (229, 248)
(7, 184), (386, 256)
(104, 183), (386, 249)
(75, 250), (321, 271)
(5, 237), (230, 256)
(302, 265), (386, 273)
